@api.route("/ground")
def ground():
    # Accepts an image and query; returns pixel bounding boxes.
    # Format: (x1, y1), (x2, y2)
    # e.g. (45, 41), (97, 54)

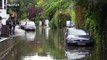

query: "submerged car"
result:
(20, 20), (36, 31)
(65, 28), (93, 46)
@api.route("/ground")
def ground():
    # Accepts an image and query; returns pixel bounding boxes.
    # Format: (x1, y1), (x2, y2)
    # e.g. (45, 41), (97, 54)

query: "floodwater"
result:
(0, 27), (105, 60)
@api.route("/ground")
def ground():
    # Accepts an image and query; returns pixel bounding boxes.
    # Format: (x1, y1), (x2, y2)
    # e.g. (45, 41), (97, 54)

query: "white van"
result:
(0, 0), (9, 25)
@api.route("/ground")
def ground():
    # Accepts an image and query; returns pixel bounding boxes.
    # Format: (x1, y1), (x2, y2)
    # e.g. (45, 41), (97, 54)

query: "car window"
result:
(21, 21), (26, 25)
(68, 28), (87, 35)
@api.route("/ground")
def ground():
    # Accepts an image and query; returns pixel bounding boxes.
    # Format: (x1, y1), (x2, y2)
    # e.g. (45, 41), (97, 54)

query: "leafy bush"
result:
(73, 0), (107, 43)
(50, 10), (71, 29)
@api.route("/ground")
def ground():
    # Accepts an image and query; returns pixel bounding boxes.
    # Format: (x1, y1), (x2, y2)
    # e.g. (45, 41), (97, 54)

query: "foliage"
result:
(18, 0), (36, 19)
(73, 0), (107, 43)
(12, 0), (76, 28)
(42, 0), (64, 20)
(84, 17), (100, 43)
(27, 6), (43, 20)
(35, 0), (76, 29)
(52, 10), (71, 28)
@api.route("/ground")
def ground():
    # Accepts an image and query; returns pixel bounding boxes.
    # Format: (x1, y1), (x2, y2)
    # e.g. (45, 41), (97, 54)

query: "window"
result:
(0, 0), (2, 9)
(4, 0), (7, 9)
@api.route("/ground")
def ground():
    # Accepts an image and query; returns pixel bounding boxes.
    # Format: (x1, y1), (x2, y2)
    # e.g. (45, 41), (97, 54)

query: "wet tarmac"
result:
(0, 27), (105, 60)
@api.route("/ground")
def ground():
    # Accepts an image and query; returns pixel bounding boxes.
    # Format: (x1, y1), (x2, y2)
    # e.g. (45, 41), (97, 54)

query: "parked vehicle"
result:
(20, 20), (36, 31)
(66, 21), (75, 28)
(65, 28), (93, 46)
(0, 0), (9, 25)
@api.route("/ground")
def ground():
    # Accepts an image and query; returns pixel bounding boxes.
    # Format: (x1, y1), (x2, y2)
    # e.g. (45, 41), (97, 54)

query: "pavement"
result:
(0, 25), (25, 42)
(0, 37), (8, 42)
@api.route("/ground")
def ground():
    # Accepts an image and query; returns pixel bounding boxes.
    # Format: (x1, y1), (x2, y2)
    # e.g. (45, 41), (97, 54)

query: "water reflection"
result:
(39, 27), (42, 35)
(20, 32), (36, 41)
(45, 28), (50, 39)
(0, 28), (100, 60)
(65, 46), (91, 60)
(23, 54), (53, 60)
(20, 28), (66, 60)
(39, 27), (50, 39)
(25, 32), (36, 41)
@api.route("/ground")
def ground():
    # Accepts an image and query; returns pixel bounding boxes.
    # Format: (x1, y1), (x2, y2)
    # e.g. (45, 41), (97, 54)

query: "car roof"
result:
(67, 28), (86, 32)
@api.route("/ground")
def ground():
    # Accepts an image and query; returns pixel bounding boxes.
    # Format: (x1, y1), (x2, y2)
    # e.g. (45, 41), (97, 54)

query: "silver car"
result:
(65, 28), (93, 46)
(20, 20), (36, 31)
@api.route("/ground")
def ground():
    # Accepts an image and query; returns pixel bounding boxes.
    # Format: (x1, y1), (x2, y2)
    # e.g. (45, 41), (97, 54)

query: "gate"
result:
(1, 25), (10, 37)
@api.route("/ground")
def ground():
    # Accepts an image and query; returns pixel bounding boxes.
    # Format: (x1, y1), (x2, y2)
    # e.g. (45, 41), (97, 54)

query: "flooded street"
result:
(0, 0), (106, 60)
(0, 27), (105, 60)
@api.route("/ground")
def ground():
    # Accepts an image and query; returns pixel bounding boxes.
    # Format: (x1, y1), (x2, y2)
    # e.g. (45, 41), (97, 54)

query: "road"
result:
(0, 26), (104, 60)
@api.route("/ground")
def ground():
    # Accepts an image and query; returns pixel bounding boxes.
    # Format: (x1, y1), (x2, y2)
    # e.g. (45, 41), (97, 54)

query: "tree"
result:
(27, 6), (43, 20)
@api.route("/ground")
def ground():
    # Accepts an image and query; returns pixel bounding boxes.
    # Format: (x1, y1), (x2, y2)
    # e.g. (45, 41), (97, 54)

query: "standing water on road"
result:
(0, 27), (105, 60)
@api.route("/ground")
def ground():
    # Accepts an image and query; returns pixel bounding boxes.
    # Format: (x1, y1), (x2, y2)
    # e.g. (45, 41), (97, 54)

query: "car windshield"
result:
(26, 21), (35, 25)
(21, 21), (26, 25)
(68, 28), (87, 35)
